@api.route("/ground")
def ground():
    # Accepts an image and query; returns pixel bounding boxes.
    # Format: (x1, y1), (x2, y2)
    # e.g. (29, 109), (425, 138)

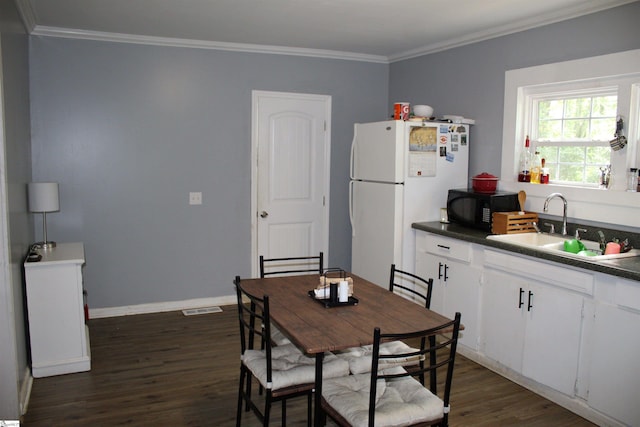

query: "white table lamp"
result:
(28, 182), (60, 250)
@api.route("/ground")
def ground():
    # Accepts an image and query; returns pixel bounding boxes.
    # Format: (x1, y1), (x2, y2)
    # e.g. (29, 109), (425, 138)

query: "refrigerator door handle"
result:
(349, 180), (356, 237)
(349, 125), (357, 180)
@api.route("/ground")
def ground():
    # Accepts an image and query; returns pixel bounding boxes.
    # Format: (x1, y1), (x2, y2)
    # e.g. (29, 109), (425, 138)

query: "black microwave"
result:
(447, 189), (520, 231)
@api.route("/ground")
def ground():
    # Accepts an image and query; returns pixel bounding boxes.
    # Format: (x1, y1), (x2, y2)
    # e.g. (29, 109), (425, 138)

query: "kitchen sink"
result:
(486, 232), (640, 261)
(486, 232), (567, 247)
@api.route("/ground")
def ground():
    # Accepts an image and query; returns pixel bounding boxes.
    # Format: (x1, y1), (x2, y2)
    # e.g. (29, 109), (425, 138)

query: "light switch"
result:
(189, 192), (202, 205)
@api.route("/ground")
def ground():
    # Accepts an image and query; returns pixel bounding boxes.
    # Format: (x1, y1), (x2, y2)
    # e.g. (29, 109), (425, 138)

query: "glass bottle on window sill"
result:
(530, 151), (541, 184)
(540, 169), (549, 184)
(540, 158), (549, 184)
(599, 165), (611, 189)
(518, 135), (531, 182)
(627, 168), (638, 192)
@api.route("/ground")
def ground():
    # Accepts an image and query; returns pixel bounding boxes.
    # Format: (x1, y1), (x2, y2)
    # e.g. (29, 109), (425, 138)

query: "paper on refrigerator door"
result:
(409, 152), (436, 177)
(408, 127), (437, 177)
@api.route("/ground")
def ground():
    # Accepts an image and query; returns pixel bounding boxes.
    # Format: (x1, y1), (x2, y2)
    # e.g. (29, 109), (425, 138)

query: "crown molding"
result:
(24, 0), (636, 64)
(14, 0), (37, 33)
(30, 25), (390, 64)
(388, 0), (638, 62)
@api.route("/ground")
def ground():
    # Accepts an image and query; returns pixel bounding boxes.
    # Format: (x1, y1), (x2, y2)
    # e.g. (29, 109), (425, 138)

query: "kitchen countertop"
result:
(412, 221), (640, 282)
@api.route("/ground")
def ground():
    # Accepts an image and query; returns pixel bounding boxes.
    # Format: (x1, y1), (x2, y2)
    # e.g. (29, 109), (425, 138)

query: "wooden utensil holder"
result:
(492, 211), (539, 234)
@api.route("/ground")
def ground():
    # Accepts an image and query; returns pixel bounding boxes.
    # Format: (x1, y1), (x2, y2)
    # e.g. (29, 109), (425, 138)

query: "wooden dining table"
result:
(240, 272), (457, 426)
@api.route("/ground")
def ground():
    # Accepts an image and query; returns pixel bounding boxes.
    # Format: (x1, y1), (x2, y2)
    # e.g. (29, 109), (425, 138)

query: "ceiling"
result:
(17, 0), (636, 62)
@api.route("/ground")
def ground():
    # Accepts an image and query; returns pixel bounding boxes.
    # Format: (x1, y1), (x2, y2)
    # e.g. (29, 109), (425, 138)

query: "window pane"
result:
(591, 118), (616, 140)
(592, 96), (617, 117)
(586, 146), (611, 164)
(539, 146), (557, 163)
(559, 146), (586, 163)
(563, 119), (589, 139)
(558, 164), (584, 182)
(564, 98), (591, 118)
(586, 165), (605, 185)
(538, 119), (562, 140)
(539, 100), (564, 120)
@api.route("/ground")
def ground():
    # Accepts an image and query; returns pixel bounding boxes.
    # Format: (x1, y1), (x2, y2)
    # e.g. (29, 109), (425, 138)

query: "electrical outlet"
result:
(189, 192), (202, 205)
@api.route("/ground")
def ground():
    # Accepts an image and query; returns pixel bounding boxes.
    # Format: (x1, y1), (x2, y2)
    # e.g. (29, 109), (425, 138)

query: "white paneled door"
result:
(251, 91), (330, 276)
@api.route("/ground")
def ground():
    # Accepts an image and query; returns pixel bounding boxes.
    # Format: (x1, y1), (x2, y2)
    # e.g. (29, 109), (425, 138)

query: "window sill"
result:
(499, 181), (640, 230)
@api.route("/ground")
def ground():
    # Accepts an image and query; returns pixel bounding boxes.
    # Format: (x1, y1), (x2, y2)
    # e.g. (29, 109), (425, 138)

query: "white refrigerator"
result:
(349, 119), (470, 287)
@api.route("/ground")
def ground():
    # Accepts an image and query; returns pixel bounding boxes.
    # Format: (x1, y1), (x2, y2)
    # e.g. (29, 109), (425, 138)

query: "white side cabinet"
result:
(24, 242), (90, 377)
(415, 232), (481, 350)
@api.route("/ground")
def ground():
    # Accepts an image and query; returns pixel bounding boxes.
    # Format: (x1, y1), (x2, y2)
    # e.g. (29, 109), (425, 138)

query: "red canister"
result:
(393, 102), (410, 120)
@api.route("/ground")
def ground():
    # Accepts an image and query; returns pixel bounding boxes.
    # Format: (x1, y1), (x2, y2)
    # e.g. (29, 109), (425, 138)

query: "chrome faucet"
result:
(532, 221), (541, 233)
(597, 230), (606, 252)
(543, 192), (568, 235)
(574, 228), (587, 240)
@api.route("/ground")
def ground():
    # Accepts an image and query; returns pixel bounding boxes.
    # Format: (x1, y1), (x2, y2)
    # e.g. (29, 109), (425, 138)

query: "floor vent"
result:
(182, 306), (223, 316)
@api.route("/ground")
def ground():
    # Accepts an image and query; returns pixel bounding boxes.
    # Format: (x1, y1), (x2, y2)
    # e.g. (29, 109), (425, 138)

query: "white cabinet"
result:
(482, 255), (586, 396)
(520, 282), (584, 396)
(587, 278), (640, 426)
(24, 242), (90, 377)
(415, 226), (640, 425)
(416, 233), (481, 350)
(481, 271), (525, 372)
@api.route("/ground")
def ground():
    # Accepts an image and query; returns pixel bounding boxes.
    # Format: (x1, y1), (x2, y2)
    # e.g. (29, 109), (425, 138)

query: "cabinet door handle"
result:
(518, 287), (524, 308)
(437, 244), (451, 250)
(438, 262), (444, 280)
(443, 263), (449, 282)
(528, 291), (534, 311)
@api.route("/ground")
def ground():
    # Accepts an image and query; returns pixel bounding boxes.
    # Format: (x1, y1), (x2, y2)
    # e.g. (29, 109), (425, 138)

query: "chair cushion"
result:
(322, 366), (444, 427)
(242, 344), (350, 390)
(270, 325), (292, 346)
(337, 341), (421, 375)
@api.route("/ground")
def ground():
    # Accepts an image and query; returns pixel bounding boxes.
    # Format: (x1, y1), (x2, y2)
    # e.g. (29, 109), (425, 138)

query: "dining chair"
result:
(321, 312), (462, 427)
(259, 252), (324, 278)
(234, 276), (348, 427)
(337, 264), (435, 378)
(388, 263), (434, 309)
(389, 263), (436, 386)
(259, 252), (324, 347)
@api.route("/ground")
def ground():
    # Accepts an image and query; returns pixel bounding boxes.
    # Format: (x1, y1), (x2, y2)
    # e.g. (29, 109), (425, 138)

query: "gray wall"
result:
(29, 38), (388, 308)
(390, 1), (640, 182)
(28, 1), (640, 312)
(0, 0), (33, 418)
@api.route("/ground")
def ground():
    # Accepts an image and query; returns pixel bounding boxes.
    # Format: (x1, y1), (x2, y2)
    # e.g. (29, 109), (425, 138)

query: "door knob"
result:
(260, 211), (269, 218)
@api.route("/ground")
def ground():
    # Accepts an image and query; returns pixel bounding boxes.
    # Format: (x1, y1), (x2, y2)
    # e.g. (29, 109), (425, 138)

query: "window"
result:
(530, 90), (617, 186)
(500, 50), (640, 228)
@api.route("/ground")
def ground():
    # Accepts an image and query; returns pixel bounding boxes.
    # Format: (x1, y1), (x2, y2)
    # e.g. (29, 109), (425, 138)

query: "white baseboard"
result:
(19, 366), (32, 415)
(89, 295), (237, 319)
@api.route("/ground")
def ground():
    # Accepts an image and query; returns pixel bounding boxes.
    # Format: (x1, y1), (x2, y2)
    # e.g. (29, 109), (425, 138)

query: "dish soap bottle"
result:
(518, 135), (532, 182)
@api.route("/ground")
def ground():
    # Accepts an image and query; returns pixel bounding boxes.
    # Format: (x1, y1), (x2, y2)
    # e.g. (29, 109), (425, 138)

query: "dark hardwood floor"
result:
(22, 307), (595, 426)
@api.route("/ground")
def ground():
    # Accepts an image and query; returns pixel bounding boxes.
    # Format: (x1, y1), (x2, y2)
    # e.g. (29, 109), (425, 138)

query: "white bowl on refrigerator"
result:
(413, 105), (434, 117)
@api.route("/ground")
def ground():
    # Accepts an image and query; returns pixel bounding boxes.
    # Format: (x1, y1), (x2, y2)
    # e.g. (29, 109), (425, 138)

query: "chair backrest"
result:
(259, 252), (324, 278)
(388, 263), (434, 309)
(234, 276), (273, 382)
(369, 312), (462, 427)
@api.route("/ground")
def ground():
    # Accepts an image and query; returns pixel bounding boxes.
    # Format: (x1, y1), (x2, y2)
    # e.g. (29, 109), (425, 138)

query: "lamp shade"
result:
(28, 182), (60, 213)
